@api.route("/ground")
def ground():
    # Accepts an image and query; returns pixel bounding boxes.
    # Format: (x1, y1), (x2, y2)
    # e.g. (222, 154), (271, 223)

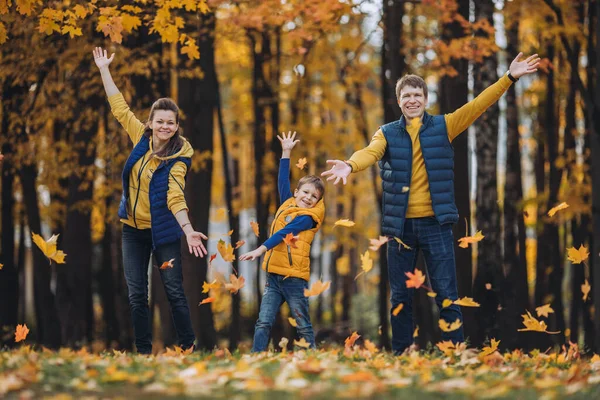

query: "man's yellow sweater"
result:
(347, 74), (512, 218)
(108, 93), (192, 230)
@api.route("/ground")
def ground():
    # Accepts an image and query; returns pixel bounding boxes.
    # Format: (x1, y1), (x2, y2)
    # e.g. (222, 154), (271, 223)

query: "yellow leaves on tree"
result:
(439, 318), (462, 332)
(15, 324), (29, 342)
(368, 236), (389, 251)
(344, 331), (360, 348)
(31, 233), (66, 264)
(334, 219), (355, 228)
(180, 33), (200, 60)
(296, 157), (307, 170)
(250, 221), (259, 237)
(518, 311), (560, 334)
(458, 230), (484, 248)
(354, 250), (373, 280)
(159, 258), (175, 269)
(567, 245), (589, 264)
(0, 21), (8, 44)
(547, 202), (569, 217)
(217, 239), (236, 262)
(283, 233), (299, 249)
(97, 7), (125, 43)
(304, 280), (331, 297)
(453, 297), (480, 307)
(582, 280), (591, 301)
(535, 304), (554, 318)
(405, 269), (426, 289)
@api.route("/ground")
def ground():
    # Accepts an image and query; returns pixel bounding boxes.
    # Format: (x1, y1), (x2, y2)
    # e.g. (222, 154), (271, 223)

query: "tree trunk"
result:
(0, 143), (17, 336)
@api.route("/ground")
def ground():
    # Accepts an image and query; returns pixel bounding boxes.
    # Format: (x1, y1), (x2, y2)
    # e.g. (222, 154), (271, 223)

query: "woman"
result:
(93, 47), (207, 354)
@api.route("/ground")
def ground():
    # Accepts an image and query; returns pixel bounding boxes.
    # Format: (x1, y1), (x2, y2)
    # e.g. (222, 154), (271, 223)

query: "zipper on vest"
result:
(264, 204), (294, 273)
(132, 154), (151, 229)
(287, 246), (293, 266)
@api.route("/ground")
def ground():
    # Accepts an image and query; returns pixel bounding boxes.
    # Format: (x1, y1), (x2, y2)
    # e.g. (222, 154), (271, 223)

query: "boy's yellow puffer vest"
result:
(261, 197), (325, 281)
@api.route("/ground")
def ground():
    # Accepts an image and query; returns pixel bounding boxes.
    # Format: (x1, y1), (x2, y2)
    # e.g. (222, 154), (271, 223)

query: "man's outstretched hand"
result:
(321, 160), (351, 185)
(509, 52), (540, 79)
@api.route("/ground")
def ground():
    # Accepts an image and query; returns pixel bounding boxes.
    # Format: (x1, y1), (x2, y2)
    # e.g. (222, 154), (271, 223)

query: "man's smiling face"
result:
(399, 85), (427, 120)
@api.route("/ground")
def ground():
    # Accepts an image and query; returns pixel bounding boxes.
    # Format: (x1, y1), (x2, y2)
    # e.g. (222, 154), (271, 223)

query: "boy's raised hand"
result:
(278, 131), (299, 158)
(93, 47), (114, 70)
(509, 52), (540, 79)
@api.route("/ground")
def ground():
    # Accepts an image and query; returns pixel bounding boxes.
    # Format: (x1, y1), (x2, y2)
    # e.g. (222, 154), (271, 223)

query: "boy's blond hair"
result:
(297, 175), (325, 201)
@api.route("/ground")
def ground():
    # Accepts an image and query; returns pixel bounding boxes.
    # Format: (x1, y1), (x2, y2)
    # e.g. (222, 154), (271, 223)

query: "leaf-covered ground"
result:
(1, 343), (599, 399)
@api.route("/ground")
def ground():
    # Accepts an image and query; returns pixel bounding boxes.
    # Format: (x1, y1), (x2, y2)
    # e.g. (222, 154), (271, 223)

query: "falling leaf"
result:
(394, 237), (412, 249)
(547, 202), (569, 217)
(442, 299), (453, 308)
(31, 233), (67, 264)
(453, 297), (480, 307)
(0, 153), (3, 162)
(535, 304), (554, 318)
(250, 221), (259, 237)
(199, 297), (215, 305)
(235, 240), (245, 249)
(344, 331), (361, 348)
(288, 317), (297, 327)
(334, 219), (355, 228)
(364, 339), (378, 353)
(582, 280), (591, 301)
(294, 338), (311, 348)
(413, 326), (419, 338)
(202, 280), (219, 293)
(159, 258), (175, 269)
(215, 207), (227, 220)
(228, 230), (234, 236)
(518, 311), (560, 334)
(355, 250), (373, 279)
(567, 245), (590, 264)
(304, 280), (331, 297)
(283, 233), (299, 249)
(457, 230), (485, 248)
(15, 324), (29, 343)
(405, 269), (426, 289)
(336, 256), (350, 276)
(208, 253), (217, 267)
(480, 338), (500, 357)
(225, 274), (245, 294)
(296, 157), (307, 170)
(0, 263), (3, 270)
(427, 292), (437, 298)
(368, 236), (389, 251)
(392, 303), (404, 316)
(217, 239), (236, 263)
(439, 318), (463, 332)
(485, 283), (492, 290)
(402, 186), (409, 193)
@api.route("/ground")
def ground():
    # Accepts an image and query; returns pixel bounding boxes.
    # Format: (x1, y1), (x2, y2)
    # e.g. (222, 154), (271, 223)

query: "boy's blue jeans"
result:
(252, 272), (315, 352)
(122, 224), (196, 354)
(388, 217), (464, 354)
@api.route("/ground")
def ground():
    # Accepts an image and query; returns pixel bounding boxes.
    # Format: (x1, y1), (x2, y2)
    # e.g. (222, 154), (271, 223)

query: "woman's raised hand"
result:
(93, 47), (115, 69)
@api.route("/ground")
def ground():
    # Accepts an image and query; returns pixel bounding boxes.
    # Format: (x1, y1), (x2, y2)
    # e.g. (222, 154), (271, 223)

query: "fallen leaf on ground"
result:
(547, 202), (569, 217)
(344, 331), (360, 348)
(304, 280), (331, 297)
(31, 233), (67, 264)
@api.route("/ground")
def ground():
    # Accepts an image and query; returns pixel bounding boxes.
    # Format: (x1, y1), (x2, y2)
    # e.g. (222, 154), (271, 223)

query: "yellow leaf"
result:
(364, 339), (378, 353)
(535, 304), (554, 318)
(518, 311), (560, 334)
(97, 13), (124, 43)
(250, 221), (259, 237)
(336, 256), (350, 276)
(436, 340), (455, 355)
(547, 202), (569, 217)
(480, 338), (500, 357)
(442, 299), (453, 308)
(591, 354), (600, 363)
(582, 279), (591, 301)
(293, 338), (311, 348)
(215, 207), (227, 221)
(235, 240), (245, 249)
(0, 263), (3, 270)
(567, 245), (590, 264)
(181, 38), (200, 60)
(224, 274), (245, 294)
(453, 297), (480, 307)
(202, 279), (219, 293)
(413, 326), (419, 337)
(344, 331), (360, 348)
(393, 237), (412, 249)
(15, 0), (35, 15)
(334, 218), (355, 228)
(402, 186), (409, 193)
(288, 317), (297, 327)
(0, 21), (7, 44)
(31, 233), (67, 264)
(368, 236), (389, 251)
(405, 269), (426, 289)
(121, 13), (142, 32)
(304, 280), (331, 297)
(439, 318), (462, 332)
(355, 250), (373, 279)
(427, 291), (437, 298)
(217, 239), (235, 262)
(15, 324), (29, 343)
(392, 303), (404, 316)
(73, 4), (88, 18)
(457, 230), (485, 248)
(228, 230), (234, 236)
(296, 157), (307, 170)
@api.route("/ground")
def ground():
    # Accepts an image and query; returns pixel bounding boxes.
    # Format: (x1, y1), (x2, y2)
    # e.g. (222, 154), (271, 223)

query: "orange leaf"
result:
(250, 221), (259, 237)
(518, 311), (560, 334)
(334, 219), (355, 228)
(15, 324), (29, 343)
(567, 245), (590, 264)
(368, 236), (389, 251)
(547, 202), (569, 217)
(293, 338), (311, 348)
(288, 317), (297, 327)
(224, 274), (245, 294)
(480, 338), (500, 357)
(413, 326), (419, 338)
(354, 250), (373, 279)
(217, 239), (235, 263)
(364, 339), (378, 353)
(235, 240), (245, 249)
(283, 233), (299, 249)
(439, 318), (462, 332)
(202, 279), (219, 294)
(159, 258), (175, 269)
(344, 331), (360, 348)
(208, 253), (217, 267)
(457, 230), (485, 248)
(535, 304), (554, 318)
(453, 297), (480, 307)
(304, 280), (331, 297)
(296, 157), (307, 170)
(0, 263), (3, 270)
(199, 297), (215, 305)
(405, 269), (426, 289)
(437, 340), (455, 354)
(582, 279), (591, 301)
(228, 230), (234, 236)
(392, 303), (404, 316)
(485, 283), (492, 290)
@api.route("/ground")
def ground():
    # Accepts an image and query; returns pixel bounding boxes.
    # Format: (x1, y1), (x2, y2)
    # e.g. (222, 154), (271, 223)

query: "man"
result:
(322, 53), (540, 353)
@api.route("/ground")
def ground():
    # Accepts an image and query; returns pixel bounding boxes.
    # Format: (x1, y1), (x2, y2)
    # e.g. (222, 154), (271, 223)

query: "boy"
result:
(240, 131), (325, 352)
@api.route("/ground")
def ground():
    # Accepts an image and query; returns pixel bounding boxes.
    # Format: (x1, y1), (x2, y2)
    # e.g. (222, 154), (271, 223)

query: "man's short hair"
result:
(395, 74), (428, 101)
(297, 175), (325, 201)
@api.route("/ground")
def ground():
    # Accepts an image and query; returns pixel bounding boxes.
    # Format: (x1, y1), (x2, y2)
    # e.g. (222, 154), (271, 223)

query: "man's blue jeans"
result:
(122, 224), (195, 354)
(252, 273), (315, 352)
(388, 217), (464, 354)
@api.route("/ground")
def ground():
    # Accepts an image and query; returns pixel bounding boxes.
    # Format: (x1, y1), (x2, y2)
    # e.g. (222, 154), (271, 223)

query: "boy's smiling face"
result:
(294, 183), (321, 208)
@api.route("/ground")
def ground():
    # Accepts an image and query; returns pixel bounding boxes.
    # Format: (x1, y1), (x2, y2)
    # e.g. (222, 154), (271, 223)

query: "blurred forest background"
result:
(0, 0), (599, 354)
